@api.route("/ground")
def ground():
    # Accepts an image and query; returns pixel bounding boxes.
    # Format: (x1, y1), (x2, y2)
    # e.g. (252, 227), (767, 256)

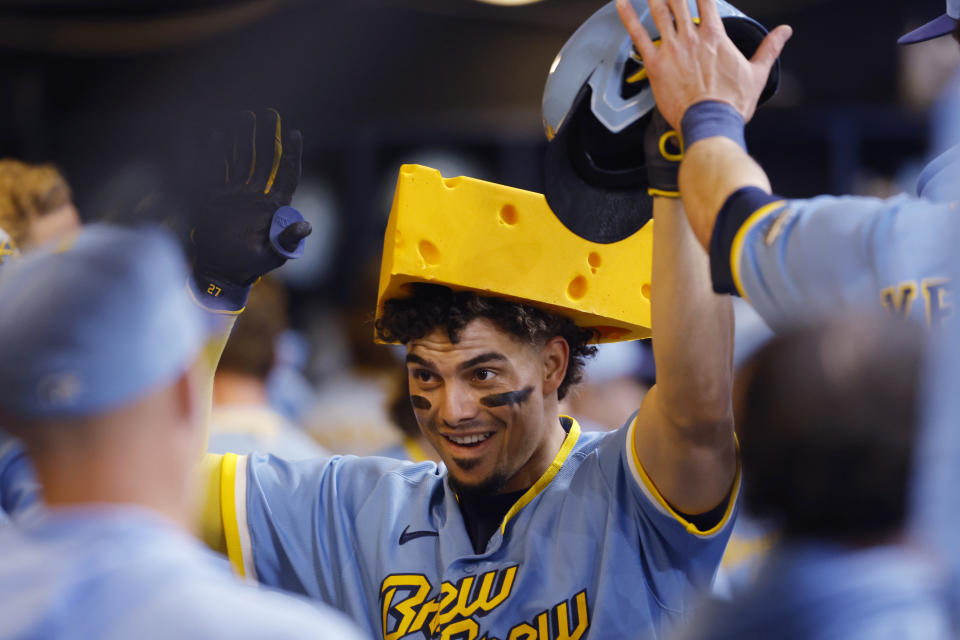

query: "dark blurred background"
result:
(0, 0), (953, 306)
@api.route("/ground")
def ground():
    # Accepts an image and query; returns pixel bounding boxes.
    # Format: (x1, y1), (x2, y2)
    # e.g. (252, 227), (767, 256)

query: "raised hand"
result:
(616, 0), (792, 130)
(191, 109), (310, 312)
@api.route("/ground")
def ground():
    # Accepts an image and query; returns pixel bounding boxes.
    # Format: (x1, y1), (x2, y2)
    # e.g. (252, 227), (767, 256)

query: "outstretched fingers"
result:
(616, 0), (658, 64)
(268, 128), (303, 205)
(250, 108), (282, 195)
(695, 0), (722, 30)
(750, 24), (793, 77)
(646, 0), (677, 42)
(228, 111), (256, 187)
(665, 0), (695, 39)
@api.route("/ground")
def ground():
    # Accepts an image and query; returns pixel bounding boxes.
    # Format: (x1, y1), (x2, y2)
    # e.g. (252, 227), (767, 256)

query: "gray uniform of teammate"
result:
(708, 145), (960, 329)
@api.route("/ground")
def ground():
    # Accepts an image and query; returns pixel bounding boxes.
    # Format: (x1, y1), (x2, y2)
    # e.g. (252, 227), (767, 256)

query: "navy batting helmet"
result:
(542, 0), (781, 243)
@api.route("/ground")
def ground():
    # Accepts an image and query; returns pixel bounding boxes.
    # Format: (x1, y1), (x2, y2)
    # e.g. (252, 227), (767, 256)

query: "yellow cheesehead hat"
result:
(376, 164), (652, 343)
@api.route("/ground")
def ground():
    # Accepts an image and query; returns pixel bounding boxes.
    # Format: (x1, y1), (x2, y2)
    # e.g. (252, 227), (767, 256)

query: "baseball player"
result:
(617, 0), (960, 617)
(189, 119), (738, 639)
(0, 225), (363, 640)
(616, 0), (960, 330)
(1, 102), (738, 640)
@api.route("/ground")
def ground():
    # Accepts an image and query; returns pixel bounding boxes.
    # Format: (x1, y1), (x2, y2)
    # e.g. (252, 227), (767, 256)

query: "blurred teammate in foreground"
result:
(678, 313), (950, 639)
(0, 226), (363, 640)
(616, 0), (959, 328)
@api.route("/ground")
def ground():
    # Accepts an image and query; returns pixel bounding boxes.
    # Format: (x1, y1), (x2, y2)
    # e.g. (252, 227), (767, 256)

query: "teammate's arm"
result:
(679, 137), (770, 249)
(616, 0), (959, 330)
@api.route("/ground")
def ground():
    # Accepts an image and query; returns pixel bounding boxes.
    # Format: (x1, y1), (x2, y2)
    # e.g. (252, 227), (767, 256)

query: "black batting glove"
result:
(644, 108), (684, 198)
(191, 108), (310, 313)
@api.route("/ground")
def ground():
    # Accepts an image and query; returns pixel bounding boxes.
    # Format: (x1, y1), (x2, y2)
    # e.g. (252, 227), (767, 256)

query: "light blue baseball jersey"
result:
(709, 145), (960, 329)
(0, 434), (40, 524)
(0, 505), (366, 640)
(676, 543), (951, 640)
(215, 417), (739, 640)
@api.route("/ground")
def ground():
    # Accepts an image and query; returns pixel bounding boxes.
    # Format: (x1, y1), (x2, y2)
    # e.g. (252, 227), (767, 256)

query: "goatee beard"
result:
(449, 469), (509, 500)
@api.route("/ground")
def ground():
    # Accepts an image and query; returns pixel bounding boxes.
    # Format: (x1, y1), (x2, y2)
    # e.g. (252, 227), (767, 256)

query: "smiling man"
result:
(196, 159), (739, 640)
(376, 286), (600, 553)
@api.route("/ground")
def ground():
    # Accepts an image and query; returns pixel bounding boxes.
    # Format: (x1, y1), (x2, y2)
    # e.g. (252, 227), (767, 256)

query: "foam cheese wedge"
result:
(377, 164), (652, 343)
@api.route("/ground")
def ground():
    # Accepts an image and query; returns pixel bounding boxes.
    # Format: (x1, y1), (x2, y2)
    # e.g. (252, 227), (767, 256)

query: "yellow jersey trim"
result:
(219, 453), (256, 580)
(220, 452), (245, 577)
(729, 200), (787, 302)
(403, 436), (430, 463)
(500, 417), (581, 534)
(198, 453), (227, 555)
(628, 416), (740, 538)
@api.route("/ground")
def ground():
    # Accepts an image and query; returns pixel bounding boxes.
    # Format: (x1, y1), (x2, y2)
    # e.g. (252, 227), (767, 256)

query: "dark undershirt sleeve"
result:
(709, 186), (785, 296)
(675, 487), (734, 532)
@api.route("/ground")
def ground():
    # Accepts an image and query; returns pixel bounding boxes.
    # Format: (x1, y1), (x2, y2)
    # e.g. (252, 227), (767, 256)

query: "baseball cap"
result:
(898, 0), (960, 44)
(0, 224), (214, 419)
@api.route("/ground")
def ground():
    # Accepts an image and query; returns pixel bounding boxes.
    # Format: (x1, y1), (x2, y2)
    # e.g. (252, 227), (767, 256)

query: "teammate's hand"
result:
(645, 109), (683, 198)
(191, 109), (310, 312)
(616, 0), (792, 130)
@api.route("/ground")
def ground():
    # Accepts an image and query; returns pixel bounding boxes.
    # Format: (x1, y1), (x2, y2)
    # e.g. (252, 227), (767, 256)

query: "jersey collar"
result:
(499, 417), (581, 535)
(436, 416), (582, 560)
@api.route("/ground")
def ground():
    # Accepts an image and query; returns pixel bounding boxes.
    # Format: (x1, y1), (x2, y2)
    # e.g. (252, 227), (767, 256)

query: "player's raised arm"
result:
(187, 108), (310, 429)
(632, 106), (737, 519)
(183, 109), (312, 550)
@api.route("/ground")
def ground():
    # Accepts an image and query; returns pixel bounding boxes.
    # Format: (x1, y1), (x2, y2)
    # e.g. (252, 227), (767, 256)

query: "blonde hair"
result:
(0, 159), (73, 247)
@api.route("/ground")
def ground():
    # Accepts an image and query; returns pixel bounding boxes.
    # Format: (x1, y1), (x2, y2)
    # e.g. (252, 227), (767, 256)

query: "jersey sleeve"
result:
(593, 418), (740, 598)
(709, 187), (959, 330)
(216, 451), (414, 608)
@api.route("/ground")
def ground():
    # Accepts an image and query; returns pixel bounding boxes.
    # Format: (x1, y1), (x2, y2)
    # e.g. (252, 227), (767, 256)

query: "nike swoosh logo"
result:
(399, 525), (439, 545)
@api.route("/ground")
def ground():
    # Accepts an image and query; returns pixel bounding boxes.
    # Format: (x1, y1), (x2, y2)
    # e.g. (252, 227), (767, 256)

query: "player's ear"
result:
(541, 336), (570, 397)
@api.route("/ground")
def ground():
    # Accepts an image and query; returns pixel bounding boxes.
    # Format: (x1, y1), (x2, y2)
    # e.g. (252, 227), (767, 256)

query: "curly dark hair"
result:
(375, 284), (597, 400)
